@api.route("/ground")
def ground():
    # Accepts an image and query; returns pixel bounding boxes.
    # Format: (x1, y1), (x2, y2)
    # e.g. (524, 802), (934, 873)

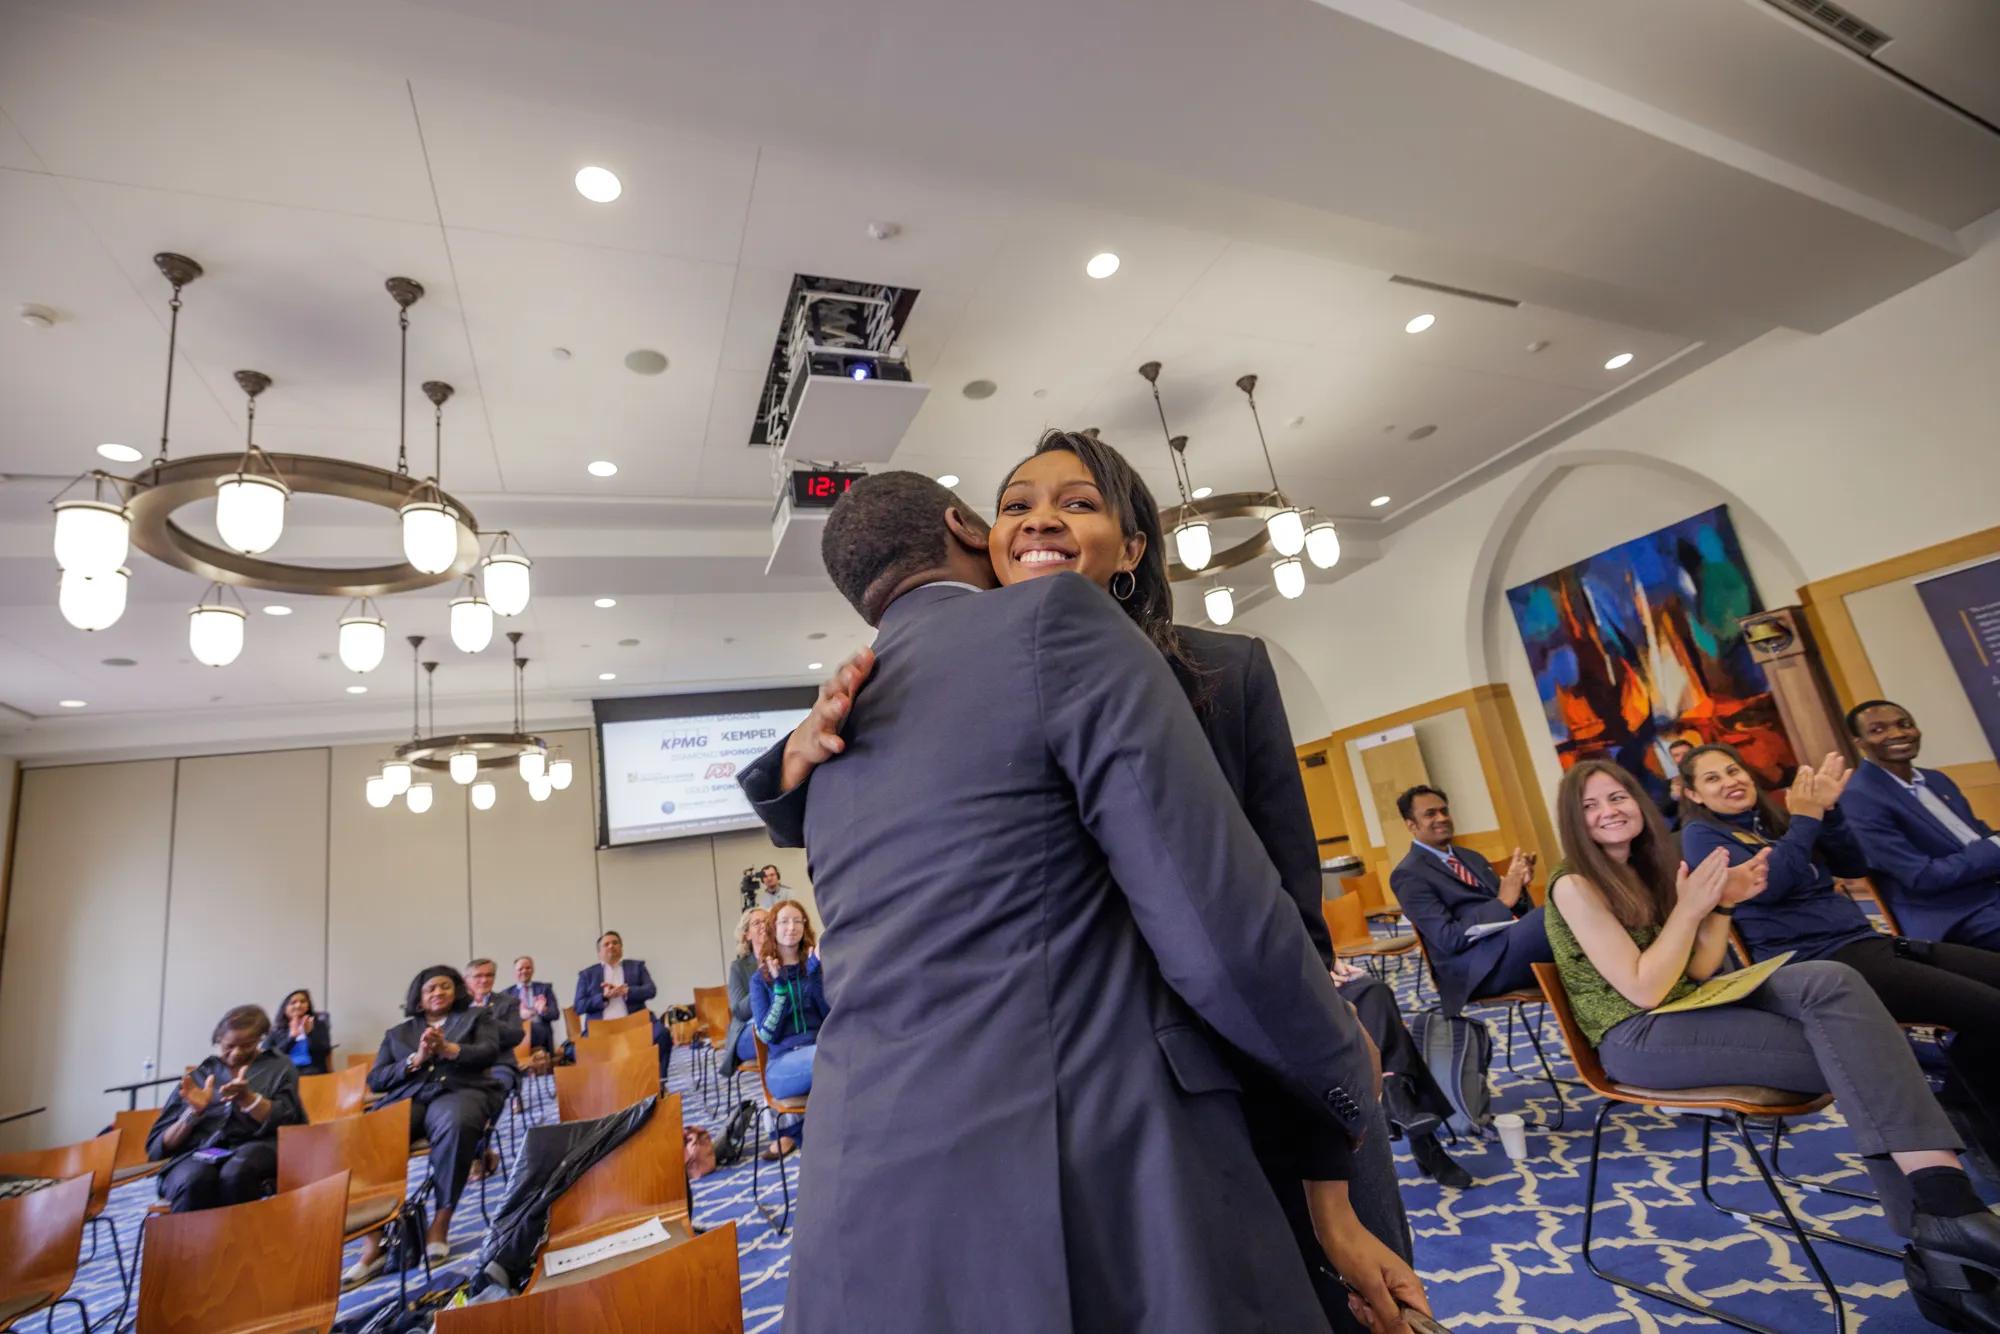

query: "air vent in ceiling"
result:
(1387, 274), (1520, 309)
(1760, 0), (1892, 56)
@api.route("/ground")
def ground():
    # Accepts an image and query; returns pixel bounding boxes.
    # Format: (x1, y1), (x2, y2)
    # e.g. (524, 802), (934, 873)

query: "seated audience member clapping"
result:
(502, 955), (558, 1060)
(1549, 759), (2000, 1330)
(347, 965), (504, 1285)
(265, 988), (331, 1076)
(751, 898), (827, 1159)
(723, 908), (771, 1077)
(574, 929), (670, 1077)
(1391, 784), (1550, 1015)
(1679, 743), (2000, 1155)
(147, 1004), (305, 1212)
(463, 958), (524, 1089)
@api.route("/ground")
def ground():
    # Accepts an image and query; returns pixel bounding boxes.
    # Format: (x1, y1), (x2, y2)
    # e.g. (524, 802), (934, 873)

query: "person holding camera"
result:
(751, 864), (792, 912)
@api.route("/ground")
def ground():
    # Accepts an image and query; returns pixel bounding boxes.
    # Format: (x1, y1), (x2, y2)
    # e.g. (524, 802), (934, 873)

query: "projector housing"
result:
(753, 274), (930, 464)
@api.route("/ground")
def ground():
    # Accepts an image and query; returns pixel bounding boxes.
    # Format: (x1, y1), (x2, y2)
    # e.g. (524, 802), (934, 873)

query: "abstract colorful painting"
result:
(1507, 505), (1796, 804)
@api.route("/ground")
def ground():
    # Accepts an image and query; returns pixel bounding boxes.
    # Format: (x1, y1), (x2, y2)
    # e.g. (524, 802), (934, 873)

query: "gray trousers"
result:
(1597, 958), (1959, 1234)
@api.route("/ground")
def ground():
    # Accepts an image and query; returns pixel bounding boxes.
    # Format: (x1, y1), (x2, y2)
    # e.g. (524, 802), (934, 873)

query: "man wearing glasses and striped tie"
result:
(1391, 784), (1547, 1017)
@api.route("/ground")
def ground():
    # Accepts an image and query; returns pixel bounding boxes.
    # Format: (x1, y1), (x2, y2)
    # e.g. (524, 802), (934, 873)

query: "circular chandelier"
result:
(1139, 363), (1341, 625)
(47, 253), (536, 667)
(363, 631), (571, 813)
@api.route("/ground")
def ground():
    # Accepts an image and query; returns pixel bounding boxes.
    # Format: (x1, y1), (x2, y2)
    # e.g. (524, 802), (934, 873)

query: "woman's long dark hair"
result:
(999, 430), (1205, 701)
(276, 988), (316, 1021)
(1555, 759), (1680, 930)
(1677, 742), (1791, 838)
(402, 964), (469, 1019)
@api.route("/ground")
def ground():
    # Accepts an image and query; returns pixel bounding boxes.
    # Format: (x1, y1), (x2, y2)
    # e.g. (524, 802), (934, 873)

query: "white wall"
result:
(0, 729), (809, 1149)
(1245, 233), (2000, 798)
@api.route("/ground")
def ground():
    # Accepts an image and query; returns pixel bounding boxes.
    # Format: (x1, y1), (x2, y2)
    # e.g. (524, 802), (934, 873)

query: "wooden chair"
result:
(347, 1052), (373, 1069)
(573, 1025), (657, 1067)
(0, 1128), (127, 1323)
(587, 1010), (654, 1039)
(276, 1100), (430, 1303)
(0, 1173), (92, 1333)
(556, 1047), (661, 1122)
(1531, 962), (1854, 1333)
(436, 1222), (742, 1333)
(1322, 893), (1419, 979)
(300, 1061), (371, 1124)
(1347, 869), (1404, 931)
(135, 1169), (347, 1334)
(749, 1034), (807, 1235)
(530, 1094), (692, 1291)
(690, 986), (730, 1101)
(1837, 876), (1903, 935)
(564, 1005), (583, 1044)
(110, 1108), (166, 1187)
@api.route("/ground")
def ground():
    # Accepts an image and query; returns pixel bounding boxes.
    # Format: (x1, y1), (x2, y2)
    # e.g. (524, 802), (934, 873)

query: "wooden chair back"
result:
(1321, 893), (1370, 952)
(0, 1173), (91, 1329)
(136, 1169), (347, 1334)
(436, 1222), (742, 1334)
(1348, 870), (1400, 919)
(299, 1061), (370, 1123)
(555, 1048), (660, 1122)
(750, 1035), (807, 1117)
(564, 1005), (583, 1042)
(1839, 876), (1903, 934)
(347, 1052), (372, 1068)
(547, 1094), (689, 1250)
(1530, 963), (1615, 1097)
(587, 1010), (654, 1039)
(276, 1099), (412, 1237)
(574, 1025), (656, 1066)
(111, 1108), (166, 1183)
(692, 987), (731, 1046)
(0, 1129), (118, 1221)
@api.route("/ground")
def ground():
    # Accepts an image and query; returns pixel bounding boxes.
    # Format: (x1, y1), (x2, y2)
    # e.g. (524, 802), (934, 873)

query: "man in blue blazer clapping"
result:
(574, 930), (669, 1075)
(502, 955), (561, 1056)
(1390, 784), (1548, 1017)
(1843, 699), (2000, 948)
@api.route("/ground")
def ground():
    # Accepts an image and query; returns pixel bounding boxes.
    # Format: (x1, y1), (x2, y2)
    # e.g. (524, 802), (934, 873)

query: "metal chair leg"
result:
(1518, 1010), (1567, 1131)
(1770, 1121), (1879, 1204)
(1581, 1101), (1846, 1333)
(1697, 1117), (1898, 1258)
(44, 1294), (92, 1333)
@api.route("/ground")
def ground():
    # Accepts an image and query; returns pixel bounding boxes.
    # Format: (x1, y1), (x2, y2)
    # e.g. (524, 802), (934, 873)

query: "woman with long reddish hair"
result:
(752, 898), (827, 1158)
(1547, 758), (2000, 1328)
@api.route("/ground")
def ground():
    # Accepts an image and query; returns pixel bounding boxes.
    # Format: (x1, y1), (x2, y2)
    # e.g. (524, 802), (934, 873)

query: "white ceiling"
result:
(2, 0), (1995, 759)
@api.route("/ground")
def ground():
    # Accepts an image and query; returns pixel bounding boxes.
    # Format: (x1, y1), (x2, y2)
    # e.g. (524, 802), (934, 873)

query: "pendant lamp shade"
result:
(1266, 508), (1306, 558)
(405, 781), (434, 814)
(1173, 519), (1212, 572)
(449, 749), (478, 785)
(188, 601), (246, 667)
(1273, 556), (1306, 600)
(58, 566), (129, 631)
(214, 473), (288, 554)
(527, 775), (553, 802)
(518, 747), (546, 782)
(365, 774), (394, 808)
(52, 501), (130, 577)
(449, 596), (493, 653)
(483, 552), (531, 617)
(1304, 519), (1341, 570)
(382, 760), (413, 797)
(471, 780), (497, 811)
(548, 757), (574, 791)
(400, 501), (459, 575)
(339, 615), (387, 673)
(1203, 584), (1236, 626)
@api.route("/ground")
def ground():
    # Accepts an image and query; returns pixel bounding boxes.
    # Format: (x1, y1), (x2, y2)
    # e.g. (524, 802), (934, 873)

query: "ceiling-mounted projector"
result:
(751, 274), (930, 464)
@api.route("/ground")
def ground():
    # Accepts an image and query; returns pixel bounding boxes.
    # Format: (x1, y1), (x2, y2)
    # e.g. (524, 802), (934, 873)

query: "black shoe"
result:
(1913, 1211), (2000, 1279)
(1381, 1074), (1441, 1142)
(1907, 1245), (2000, 1331)
(1411, 1133), (1474, 1189)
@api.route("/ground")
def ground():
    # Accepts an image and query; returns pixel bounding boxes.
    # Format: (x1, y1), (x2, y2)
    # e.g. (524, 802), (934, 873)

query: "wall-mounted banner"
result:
(1917, 558), (2000, 762)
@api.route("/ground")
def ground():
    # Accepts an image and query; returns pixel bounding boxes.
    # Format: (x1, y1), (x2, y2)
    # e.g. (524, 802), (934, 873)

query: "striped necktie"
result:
(1444, 853), (1481, 888)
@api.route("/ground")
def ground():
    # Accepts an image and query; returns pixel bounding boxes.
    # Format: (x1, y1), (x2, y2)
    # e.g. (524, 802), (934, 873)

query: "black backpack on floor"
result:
(713, 1100), (760, 1166)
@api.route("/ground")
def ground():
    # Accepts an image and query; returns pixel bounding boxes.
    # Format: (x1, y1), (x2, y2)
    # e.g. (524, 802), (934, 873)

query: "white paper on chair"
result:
(543, 1217), (671, 1277)
(1464, 922), (1512, 941)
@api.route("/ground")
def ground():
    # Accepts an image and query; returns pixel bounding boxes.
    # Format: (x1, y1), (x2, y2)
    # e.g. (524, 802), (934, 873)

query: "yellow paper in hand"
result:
(1650, 950), (1795, 1015)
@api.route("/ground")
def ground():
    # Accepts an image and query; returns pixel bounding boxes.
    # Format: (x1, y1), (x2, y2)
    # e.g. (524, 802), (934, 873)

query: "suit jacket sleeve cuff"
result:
(739, 737), (810, 848)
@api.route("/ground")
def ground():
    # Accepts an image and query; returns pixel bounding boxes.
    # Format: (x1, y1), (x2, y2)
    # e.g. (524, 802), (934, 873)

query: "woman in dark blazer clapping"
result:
(343, 964), (504, 1286)
(265, 988), (332, 1076)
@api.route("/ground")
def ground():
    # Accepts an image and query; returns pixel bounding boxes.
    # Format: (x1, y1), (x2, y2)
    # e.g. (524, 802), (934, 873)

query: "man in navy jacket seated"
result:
(503, 954), (561, 1057)
(1389, 784), (1547, 1017)
(574, 929), (669, 1076)
(1843, 699), (2000, 948)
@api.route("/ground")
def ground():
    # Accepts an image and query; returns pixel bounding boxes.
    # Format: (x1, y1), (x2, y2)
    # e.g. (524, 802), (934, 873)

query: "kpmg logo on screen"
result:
(660, 734), (710, 750)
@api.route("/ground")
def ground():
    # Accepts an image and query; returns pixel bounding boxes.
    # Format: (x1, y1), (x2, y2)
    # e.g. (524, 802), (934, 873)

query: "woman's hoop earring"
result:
(1109, 569), (1136, 602)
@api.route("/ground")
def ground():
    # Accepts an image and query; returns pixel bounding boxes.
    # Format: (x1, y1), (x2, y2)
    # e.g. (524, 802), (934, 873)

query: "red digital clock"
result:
(790, 468), (866, 509)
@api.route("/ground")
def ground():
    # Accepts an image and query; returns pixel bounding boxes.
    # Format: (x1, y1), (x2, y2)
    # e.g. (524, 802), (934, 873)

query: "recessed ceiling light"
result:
(574, 165), (622, 203)
(808, 662), (823, 671)
(262, 604), (293, 616)
(1192, 486), (1213, 500)
(961, 379), (996, 400)
(1371, 495), (1391, 508)
(618, 638), (639, 647)
(552, 347), (573, 361)
(1407, 424), (1438, 441)
(100, 657), (137, 667)
(1288, 416), (1306, 429)
(1604, 352), (1635, 370)
(1525, 339), (1551, 354)
(936, 474), (960, 488)
(624, 349), (668, 375)
(346, 685), (368, 695)
(598, 672), (617, 681)
(97, 442), (142, 463)
(58, 699), (86, 708)
(587, 460), (618, 478)
(594, 597), (617, 609)
(1405, 313), (1436, 334)
(1085, 252), (1120, 280)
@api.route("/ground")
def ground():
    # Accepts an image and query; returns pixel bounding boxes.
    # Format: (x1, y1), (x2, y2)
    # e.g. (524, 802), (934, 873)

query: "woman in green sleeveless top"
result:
(1549, 759), (2000, 1331)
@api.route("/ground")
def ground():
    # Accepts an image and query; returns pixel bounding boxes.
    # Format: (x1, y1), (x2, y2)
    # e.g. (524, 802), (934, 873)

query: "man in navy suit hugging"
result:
(1389, 785), (1549, 1018)
(1843, 700), (2000, 948)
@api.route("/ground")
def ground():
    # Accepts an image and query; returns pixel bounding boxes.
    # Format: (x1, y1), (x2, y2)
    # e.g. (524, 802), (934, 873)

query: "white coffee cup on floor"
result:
(1494, 1112), (1528, 1160)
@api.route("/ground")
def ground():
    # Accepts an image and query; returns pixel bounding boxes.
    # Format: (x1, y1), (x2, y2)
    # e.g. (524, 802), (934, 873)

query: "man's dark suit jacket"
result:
(572, 960), (658, 1032)
(1844, 761), (2000, 943)
(1392, 842), (1531, 1016)
(502, 981), (560, 1046)
(739, 576), (1372, 1334)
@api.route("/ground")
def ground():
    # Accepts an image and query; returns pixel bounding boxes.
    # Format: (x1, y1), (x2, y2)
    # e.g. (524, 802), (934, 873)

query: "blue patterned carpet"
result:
(49, 940), (1980, 1331)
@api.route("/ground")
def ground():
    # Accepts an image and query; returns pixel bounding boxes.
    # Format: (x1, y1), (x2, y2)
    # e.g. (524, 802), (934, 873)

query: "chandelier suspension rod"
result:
(407, 635), (425, 742)
(1238, 375), (1282, 497)
(1143, 373), (1193, 508)
(397, 304), (410, 476)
